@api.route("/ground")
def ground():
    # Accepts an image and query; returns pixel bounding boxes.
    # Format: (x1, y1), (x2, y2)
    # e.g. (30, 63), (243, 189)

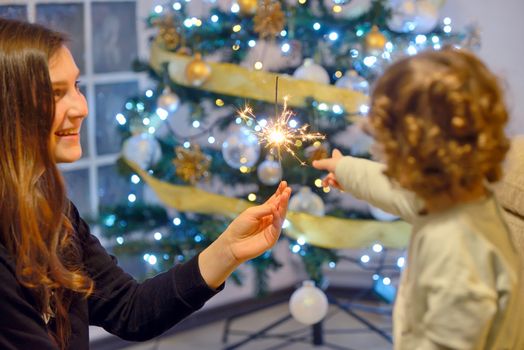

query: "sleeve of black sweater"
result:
(70, 205), (223, 341)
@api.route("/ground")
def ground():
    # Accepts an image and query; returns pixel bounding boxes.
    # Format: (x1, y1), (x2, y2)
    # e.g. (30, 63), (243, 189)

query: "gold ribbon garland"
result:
(127, 160), (412, 249)
(150, 42), (369, 115)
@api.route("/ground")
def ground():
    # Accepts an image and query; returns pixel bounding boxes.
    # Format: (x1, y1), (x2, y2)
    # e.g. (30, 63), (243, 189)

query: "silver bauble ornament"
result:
(293, 58), (330, 84)
(221, 126), (261, 169)
(122, 133), (162, 169)
(156, 88), (180, 116)
(257, 157), (282, 186)
(289, 280), (329, 325)
(335, 70), (370, 95)
(289, 186), (325, 216)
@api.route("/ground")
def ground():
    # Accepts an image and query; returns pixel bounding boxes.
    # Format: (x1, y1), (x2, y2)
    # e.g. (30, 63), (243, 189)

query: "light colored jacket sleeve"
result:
(334, 156), (423, 223)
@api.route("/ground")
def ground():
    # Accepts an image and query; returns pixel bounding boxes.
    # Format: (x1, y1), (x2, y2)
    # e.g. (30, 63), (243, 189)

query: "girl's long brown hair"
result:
(0, 19), (93, 349)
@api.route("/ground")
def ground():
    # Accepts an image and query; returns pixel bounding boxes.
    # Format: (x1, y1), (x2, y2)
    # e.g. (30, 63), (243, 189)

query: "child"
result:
(314, 49), (523, 349)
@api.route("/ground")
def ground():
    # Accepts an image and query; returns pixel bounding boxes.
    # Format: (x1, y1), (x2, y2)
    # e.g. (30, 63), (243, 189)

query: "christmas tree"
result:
(99, 0), (478, 294)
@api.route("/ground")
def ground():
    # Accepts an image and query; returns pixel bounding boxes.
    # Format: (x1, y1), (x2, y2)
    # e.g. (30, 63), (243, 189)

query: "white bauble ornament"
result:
(335, 70), (370, 95)
(289, 186), (325, 216)
(289, 280), (329, 325)
(387, 0), (439, 34)
(368, 204), (399, 221)
(221, 126), (261, 169)
(332, 0), (373, 20)
(122, 133), (162, 169)
(156, 88), (180, 116)
(257, 157), (282, 186)
(293, 58), (330, 84)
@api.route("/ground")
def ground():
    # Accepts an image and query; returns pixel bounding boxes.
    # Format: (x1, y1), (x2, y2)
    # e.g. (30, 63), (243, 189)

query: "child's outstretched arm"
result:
(313, 149), (423, 223)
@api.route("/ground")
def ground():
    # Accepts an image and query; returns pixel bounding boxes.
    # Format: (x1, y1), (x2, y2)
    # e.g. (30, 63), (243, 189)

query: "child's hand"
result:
(223, 181), (291, 263)
(312, 149), (344, 190)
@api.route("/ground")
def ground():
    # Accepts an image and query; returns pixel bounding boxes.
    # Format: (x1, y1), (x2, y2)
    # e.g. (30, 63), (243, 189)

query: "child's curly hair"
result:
(370, 49), (509, 201)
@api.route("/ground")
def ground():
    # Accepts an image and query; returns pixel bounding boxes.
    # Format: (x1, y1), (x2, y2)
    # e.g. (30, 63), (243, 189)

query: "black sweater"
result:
(0, 205), (221, 349)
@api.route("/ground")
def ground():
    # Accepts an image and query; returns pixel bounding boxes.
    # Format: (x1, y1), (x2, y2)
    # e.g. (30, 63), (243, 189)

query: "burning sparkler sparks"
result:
(238, 98), (324, 165)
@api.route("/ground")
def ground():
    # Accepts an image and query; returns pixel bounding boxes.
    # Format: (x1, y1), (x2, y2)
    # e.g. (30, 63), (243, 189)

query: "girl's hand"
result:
(312, 149), (344, 190)
(223, 181), (291, 263)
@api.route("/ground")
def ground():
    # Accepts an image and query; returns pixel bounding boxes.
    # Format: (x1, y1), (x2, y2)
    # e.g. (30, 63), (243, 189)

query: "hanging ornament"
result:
(153, 14), (181, 50)
(257, 156), (282, 186)
(172, 145), (211, 185)
(289, 280), (329, 325)
(305, 142), (329, 163)
(238, 0), (258, 16)
(253, 0), (286, 39)
(122, 133), (162, 170)
(387, 0), (440, 34)
(293, 58), (330, 85)
(368, 204), (399, 221)
(289, 186), (325, 216)
(185, 53), (212, 87)
(333, 0), (373, 19)
(364, 25), (387, 56)
(156, 87), (180, 116)
(335, 70), (370, 95)
(221, 126), (261, 169)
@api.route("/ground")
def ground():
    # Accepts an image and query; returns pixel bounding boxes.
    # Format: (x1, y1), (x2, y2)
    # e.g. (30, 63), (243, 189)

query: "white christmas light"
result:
(184, 19), (192, 28)
(432, 35), (440, 44)
(356, 29), (364, 37)
(332, 104), (343, 114)
(282, 219), (290, 229)
(148, 255), (157, 265)
(142, 117), (150, 126)
(131, 174), (140, 184)
(116, 236), (124, 245)
(173, 217), (181, 226)
(211, 15), (219, 22)
(443, 17), (452, 25)
(292, 244), (301, 253)
(154, 232), (163, 240)
(231, 3), (239, 13)
(154, 5), (163, 13)
(328, 261), (336, 268)
(173, 2), (182, 10)
(248, 40), (256, 47)
(156, 108), (169, 120)
(289, 119), (298, 128)
(192, 120), (200, 128)
(373, 243), (383, 253)
(280, 30), (287, 37)
(407, 45), (417, 56)
(313, 22), (321, 30)
(145, 89), (153, 97)
(328, 32), (339, 41)
(363, 56), (377, 67)
(373, 274), (379, 280)
(183, 141), (190, 148)
(318, 103), (329, 111)
(415, 34), (427, 44)
(208, 136), (215, 144)
(383, 277), (391, 285)
(385, 41), (394, 52)
(148, 127), (155, 134)
(297, 236), (306, 245)
(443, 25), (452, 33)
(359, 104), (370, 114)
(128, 194), (137, 202)
(281, 43), (290, 53)
(397, 256), (405, 268)
(116, 113), (127, 125)
(125, 102), (133, 110)
(360, 254), (370, 263)
(143, 253), (150, 261)
(137, 102), (145, 112)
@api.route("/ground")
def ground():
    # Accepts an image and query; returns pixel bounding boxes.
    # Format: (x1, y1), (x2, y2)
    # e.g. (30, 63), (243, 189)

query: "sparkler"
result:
(238, 77), (325, 165)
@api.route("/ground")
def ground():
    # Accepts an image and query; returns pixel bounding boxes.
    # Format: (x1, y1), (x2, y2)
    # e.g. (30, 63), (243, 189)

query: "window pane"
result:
(0, 5), (27, 21)
(62, 168), (91, 217)
(97, 164), (142, 208)
(95, 81), (139, 155)
(36, 4), (85, 74)
(92, 2), (138, 73)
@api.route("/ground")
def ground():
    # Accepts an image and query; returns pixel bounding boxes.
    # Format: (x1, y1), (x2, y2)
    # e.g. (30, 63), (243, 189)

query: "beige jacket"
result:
(336, 156), (523, 349)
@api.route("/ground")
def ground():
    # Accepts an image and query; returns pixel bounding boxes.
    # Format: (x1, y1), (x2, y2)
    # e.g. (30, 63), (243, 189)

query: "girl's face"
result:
(49, 46), (88, 163)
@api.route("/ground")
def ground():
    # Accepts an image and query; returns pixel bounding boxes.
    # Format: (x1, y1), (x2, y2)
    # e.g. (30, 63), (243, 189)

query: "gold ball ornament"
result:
(172, 145), (211, 185)
(185, 53), (212, 87)
(238, 0), (258, 16)
(365, 25), (387, 55)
